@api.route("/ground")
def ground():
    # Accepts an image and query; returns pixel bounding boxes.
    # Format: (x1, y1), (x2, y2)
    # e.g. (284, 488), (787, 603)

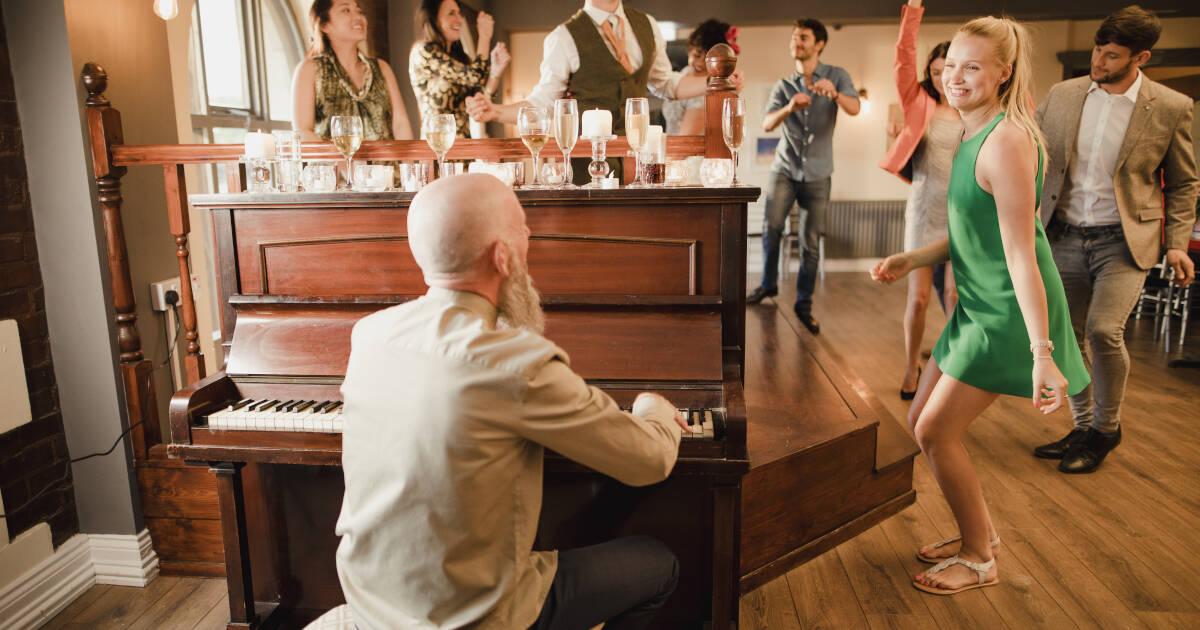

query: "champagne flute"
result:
(553, 99), (579, 189)
(423, 113), (456, 177)
(625, 98), (649, 187)
(722, 97), (746, 186)
(518, 106), (551, 188)
(330, 115), (363, 190)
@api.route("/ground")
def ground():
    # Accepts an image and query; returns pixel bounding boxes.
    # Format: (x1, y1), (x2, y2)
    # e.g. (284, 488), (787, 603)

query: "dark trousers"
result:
(758, 171), (831, 315)
(529, 536), (679, 630)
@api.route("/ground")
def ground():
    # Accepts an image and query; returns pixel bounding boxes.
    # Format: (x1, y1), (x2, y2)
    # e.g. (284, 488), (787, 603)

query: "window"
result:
(189, 0), (304, 189)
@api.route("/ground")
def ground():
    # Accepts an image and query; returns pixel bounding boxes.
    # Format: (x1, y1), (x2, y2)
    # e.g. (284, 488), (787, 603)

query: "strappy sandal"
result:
(913, 554), (999, 595)
(916, 534), (1000, 563)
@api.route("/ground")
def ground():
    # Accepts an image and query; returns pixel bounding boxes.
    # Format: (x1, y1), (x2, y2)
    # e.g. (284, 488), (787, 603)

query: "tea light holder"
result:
(582, 134), (616, 188)
(245, 157), (273, 193)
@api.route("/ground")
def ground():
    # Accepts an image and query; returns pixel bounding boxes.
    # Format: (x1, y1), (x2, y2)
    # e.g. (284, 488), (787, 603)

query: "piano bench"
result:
(304, 604), (356, 630)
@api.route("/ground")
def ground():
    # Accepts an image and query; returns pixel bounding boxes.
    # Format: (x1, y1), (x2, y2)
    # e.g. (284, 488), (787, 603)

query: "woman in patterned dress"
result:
(409, 0), (510, 137)
(871, 16), (1088, 595)
(292, 0), (413, 141)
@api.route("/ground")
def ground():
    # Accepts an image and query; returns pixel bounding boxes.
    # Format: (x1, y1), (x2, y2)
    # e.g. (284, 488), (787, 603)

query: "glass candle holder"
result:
(583, 135), (616, 188)
(699, 158), (735, 188)
(246, 157), (273, 193)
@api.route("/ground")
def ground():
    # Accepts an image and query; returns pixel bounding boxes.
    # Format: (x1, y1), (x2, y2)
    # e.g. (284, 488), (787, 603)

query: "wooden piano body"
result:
(79, 51), (918, 630)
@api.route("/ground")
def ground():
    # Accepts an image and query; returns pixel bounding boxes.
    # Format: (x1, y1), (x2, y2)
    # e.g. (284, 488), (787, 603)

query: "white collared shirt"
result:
(1061, 71), (1143, 226)
(524, 0), (682, 110)
(335, 288), (681, 629)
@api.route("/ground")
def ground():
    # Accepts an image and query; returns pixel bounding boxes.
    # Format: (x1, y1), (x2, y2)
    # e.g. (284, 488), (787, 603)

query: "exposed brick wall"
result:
(0, 9), (79, 548)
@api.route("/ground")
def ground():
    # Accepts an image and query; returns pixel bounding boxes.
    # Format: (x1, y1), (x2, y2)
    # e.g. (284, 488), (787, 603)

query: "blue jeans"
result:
(529, 536), (678, 630)
(1047, 221), (1147, 433)
(759, 171), (831, 315)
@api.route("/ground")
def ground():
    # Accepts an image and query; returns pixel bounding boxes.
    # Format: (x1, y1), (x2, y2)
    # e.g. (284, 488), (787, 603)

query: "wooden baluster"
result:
(80, 62), (161, 460)
(225, 161), (245, 193)
(163, 164), (206, 384)
(704, 43), (739, 159)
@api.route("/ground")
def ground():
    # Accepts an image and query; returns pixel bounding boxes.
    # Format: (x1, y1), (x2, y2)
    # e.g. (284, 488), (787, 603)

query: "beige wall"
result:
(505, 17), (1200, 203)
(64, 0), (209, 437)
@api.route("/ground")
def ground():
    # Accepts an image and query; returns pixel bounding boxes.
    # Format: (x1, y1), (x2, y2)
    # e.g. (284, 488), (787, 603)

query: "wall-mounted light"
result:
(858, 88), (872, 115)
(153, 0), (179, 20)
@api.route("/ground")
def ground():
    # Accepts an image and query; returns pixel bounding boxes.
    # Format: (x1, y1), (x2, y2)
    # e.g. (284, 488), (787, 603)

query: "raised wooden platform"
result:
(144, 291), (917, 592)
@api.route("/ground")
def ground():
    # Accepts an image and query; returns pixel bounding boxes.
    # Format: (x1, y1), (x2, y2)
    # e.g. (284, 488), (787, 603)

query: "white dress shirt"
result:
(335, 288), (681, 630)
(524, 0), (682, 110)
(1061, 71), (1143, 226)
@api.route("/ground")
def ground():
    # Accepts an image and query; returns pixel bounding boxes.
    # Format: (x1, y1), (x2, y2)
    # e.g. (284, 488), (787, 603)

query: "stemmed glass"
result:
(553, 99), (579, 189)
(624, 98), (649, 187)
(518, 106), (551, 188)
(722, 96), (745, 186)
(330, 115), (363, 190)
(423, 113), (456, 177)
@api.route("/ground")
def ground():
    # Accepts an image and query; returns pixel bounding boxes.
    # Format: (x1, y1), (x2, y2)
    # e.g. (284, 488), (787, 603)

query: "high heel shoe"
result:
(900, 368), (921, 400)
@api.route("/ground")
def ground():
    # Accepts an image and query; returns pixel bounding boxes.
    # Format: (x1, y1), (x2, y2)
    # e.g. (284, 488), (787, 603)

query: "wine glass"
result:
(517, 106), (551, 188)
(722, 97), (745, 186)
(330, 116), (363, 190)
(553, 99), (579, 189)
(624, 98), (649, 187)
(423, 113), (456, 177)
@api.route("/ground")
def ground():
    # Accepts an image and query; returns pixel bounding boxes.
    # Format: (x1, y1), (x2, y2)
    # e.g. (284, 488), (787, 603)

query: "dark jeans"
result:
(529, 536), (679, 630)
(758, 171), (831, 315)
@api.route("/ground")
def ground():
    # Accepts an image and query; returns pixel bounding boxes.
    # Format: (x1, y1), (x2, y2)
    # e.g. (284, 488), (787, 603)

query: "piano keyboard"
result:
(205, 399), (344, 433)
(204, 399), (718, 439)
(619, 407), (717, 439)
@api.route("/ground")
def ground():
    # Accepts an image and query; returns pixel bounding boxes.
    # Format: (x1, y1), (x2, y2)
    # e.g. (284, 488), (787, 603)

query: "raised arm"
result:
(980, 120), (1068, 412)
(894, 1), (927, 111)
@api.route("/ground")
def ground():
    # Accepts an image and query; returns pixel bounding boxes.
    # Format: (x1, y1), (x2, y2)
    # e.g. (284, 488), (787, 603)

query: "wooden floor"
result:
(41, 273), (1200, 629)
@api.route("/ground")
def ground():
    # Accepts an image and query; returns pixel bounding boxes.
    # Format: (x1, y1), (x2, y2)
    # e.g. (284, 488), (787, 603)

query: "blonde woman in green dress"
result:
(292, 0), (413, 141)
(871, 16), (1089, 595)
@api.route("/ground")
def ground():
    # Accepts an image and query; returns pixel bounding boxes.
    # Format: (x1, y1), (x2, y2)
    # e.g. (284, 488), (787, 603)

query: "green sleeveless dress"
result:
(931, 113), (1089, 398)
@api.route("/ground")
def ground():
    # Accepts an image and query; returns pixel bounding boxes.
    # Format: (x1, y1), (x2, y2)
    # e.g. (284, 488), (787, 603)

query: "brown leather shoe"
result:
(794, 310), (820, 335)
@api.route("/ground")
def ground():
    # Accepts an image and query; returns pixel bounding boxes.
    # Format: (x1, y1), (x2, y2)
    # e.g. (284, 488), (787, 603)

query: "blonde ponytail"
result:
(957, 16), (1044, 151)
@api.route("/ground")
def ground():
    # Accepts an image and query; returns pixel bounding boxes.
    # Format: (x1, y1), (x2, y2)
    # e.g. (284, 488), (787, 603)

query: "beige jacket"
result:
(335, 288), (681, 630)
(1036, 74), (1197, 269)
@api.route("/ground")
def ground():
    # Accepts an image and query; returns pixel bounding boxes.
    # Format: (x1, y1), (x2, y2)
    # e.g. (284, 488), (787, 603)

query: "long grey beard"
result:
(497, 262), (545, 334)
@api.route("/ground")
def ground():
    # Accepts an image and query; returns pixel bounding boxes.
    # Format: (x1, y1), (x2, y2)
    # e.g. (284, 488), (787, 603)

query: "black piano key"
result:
(312, 401), (332, 412)
(282, 400), (302, 412)
(230, 398), (253, 411)
(293, 400), (316, 413)
(248, 399), (272, 411)
(324, 401), (343, 413)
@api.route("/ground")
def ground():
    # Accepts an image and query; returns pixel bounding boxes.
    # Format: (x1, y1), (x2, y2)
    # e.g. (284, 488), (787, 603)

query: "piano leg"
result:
(712, 482), (740, 630)
(212, 462), (260, 629)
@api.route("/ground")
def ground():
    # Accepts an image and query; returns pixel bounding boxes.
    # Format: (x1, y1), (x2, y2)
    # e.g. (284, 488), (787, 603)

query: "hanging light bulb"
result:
(153, 0), (179, 20)
(858, 87), (872, 115)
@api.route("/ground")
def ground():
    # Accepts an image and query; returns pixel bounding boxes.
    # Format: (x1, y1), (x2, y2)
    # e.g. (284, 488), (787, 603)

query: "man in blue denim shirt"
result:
(747, 18), (859, 334)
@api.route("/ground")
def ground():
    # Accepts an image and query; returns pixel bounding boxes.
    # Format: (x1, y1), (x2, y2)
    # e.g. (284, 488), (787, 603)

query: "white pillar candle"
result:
(645, 125), (664, 161)
(244, 130), (276, 159)
(581, 109), (612, 137)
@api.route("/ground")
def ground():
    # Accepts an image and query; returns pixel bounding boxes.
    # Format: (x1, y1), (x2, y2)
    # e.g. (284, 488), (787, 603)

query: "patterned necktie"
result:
(599, 15), (635, 75)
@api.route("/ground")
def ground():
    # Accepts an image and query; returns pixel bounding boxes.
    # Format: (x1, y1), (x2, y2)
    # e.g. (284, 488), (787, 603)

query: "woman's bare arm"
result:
(378, 59), (414, 140)
(291, 59), (321, 142)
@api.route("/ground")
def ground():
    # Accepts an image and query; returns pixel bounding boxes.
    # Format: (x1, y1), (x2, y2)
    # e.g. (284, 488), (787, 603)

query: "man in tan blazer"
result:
(1034, 5), (1196, 474)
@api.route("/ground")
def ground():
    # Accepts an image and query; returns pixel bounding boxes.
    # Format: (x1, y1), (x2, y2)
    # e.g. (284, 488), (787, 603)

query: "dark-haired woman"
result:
(292, 0), (413, 141)
(879, 0), (961, 400)
(409, 0), (510, 136)
(663, 19), (738, 135)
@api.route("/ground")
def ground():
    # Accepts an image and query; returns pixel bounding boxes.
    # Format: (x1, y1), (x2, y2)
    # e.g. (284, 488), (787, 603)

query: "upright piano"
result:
(170, 187), (758, 628)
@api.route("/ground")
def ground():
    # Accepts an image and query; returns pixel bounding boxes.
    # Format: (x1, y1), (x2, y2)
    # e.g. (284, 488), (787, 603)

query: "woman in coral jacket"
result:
(879, 0), (961, 400)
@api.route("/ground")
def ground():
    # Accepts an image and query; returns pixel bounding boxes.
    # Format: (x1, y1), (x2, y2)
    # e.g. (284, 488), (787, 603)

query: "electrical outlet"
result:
(150, 278), (181, 312)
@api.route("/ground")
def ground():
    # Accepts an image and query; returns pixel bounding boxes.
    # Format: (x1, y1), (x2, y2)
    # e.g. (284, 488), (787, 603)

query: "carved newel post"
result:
(704, 43), (739, 159)
(81, 62), (162, 458)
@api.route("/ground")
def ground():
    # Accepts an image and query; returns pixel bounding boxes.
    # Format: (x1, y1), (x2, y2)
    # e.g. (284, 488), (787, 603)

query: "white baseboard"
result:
(90, 529), (159, 586)
(0, 534), (94, 630)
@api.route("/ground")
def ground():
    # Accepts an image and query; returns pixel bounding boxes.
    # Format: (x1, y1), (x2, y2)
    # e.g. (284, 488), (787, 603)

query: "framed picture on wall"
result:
(755, 137), (779, 168)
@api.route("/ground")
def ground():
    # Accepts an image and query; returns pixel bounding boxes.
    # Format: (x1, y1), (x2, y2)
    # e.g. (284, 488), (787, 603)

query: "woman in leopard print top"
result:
(409, 0), (510, 137)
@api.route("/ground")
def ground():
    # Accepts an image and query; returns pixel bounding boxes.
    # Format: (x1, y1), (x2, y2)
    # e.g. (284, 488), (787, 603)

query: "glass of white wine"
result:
(423, 113), (456, 177)
(553, 99), (579, 189)
(722, 96), (745, 187)
(330, 115), (363, 190)
(518, 106), (551, 189)
(624, 98), (649, 187)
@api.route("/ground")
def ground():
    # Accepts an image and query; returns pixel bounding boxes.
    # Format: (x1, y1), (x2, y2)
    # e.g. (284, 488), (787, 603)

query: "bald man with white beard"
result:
(334, 174), (690, 630)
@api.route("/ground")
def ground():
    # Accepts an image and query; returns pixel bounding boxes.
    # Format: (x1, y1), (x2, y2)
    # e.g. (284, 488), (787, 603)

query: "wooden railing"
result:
(79, 44), (741, 461)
